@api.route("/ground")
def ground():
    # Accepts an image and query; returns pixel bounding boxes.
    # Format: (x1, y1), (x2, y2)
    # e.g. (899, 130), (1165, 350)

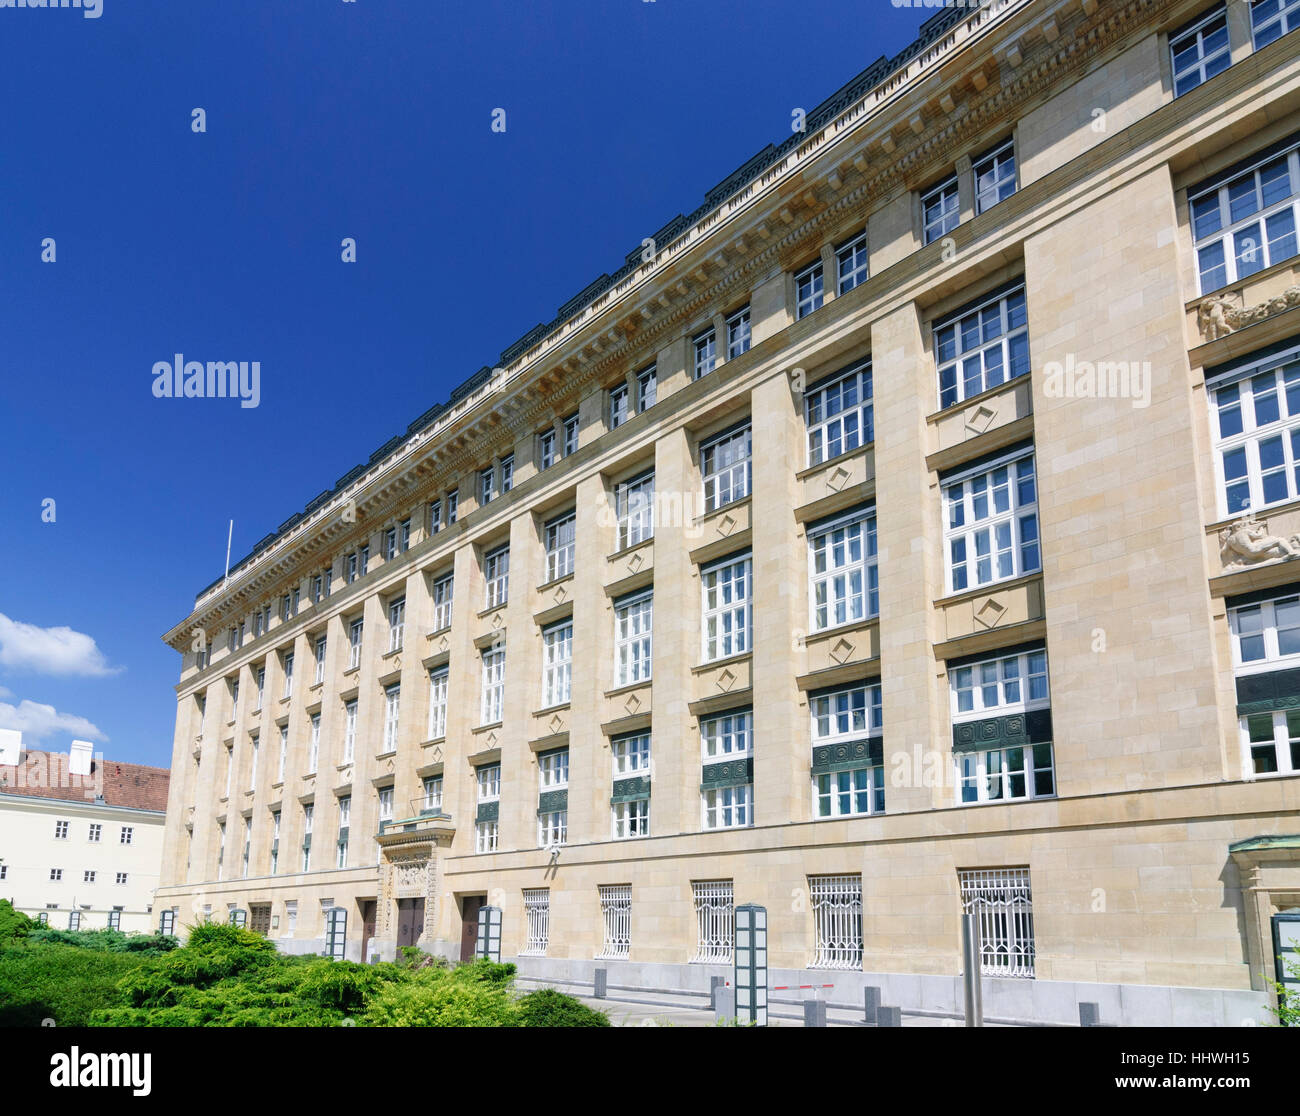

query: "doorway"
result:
(460, 894), (486, 961)
(1272, 911), (1300, 1023)
(249, 903), (271, 936)
(396, 897), (425, 949)
(359, 900), (377, 961)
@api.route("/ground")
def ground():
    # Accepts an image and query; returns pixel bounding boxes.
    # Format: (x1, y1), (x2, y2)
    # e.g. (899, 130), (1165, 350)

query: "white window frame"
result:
(429, 499), (443, 535)
(309, 714), (321, 773)
(637, 366), (657, 411)
(544, 512), (576, 582)
(949, 647), (1050, 721)
(477, 763), (501, 802)
(538, 810), (567, 848)
(484, 546), (510, 609)
(973, 139), (1017, 214)
(541, 621), (573, 708)
(726, 305), (751, 358)
(1210, 353), (1300, 517)
(1171, 4), (1230, 96)
(612, 731), (651, 776)
(701, 709), (752, 762)
(479, 465), (496, 506)
(943, 448), (1040, 594)
(282, 652), (294, 698)
(702, 784), (752, 830)
(388, 597), (405, 653)
(808, 506), (878, 632)
(806, 360), (873, 468)
(934, 284), (1030, 408)
(314, 635), (327, 685)
(563, 414), (579, 456)
(1241, 708), (1300, 778)
(383, 683), (401, 752)
(597, 884), (631, 960)
(1229, 592), (1300, 672)
(432, 573), (453, 631)
(500, 455), (514, 494)
(481, 645), (506, 725)
(609, 383), (630, 429)
(836, 232), (868, 294)
(343, 701), (357, 765)
(475, 820), (499, 854)
(809, 874), (863, 970)
(615, 472), (654, 550)
(614, 590), (653, 687)
(694, 327), (717, 379)
(427, 667), (449, 739)
(1252, 0), (1300, 47)
(611, 797), (650, 839)
(701, 552), (752, 662)
(795, 260), (824, 318)
(348, 618), (363, 670)
(522, 888), (550, 955)
(423, 775), (443, 811)
(959, 867), (1035, 978)
(539, 747), (569, 789)
(539, 428), (557, 470)
(700, 424), (752, 513)
(922, 175), (959, 243)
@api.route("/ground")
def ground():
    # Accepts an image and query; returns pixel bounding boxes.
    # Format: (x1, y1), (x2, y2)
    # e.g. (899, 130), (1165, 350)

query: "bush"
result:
(26, 927), (178, 955)
(0, 899), (33, 943)
(362, 969), (517, 1028)
(0, 942), (158, 1027)
(516, 987), (610, 1027)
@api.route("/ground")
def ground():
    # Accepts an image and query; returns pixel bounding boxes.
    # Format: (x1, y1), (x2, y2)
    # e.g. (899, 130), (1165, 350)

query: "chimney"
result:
(69, 739), (94, 777)
(0, 728), (20, 767)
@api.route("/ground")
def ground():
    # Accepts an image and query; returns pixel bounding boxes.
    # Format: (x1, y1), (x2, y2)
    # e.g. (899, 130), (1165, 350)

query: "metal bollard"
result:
(804, 999), (828, 1027)
(864, 986), (881, 1026)
(714, 985), (735, 1023)
(1079, 1002), (1101, 1027)
(593, 968), (607, 999)
(878, 1005), (902, 1027)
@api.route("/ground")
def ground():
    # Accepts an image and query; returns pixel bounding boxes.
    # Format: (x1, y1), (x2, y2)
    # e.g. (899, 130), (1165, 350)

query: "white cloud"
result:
(0, 613), (119, 676)
(0, 685), (11, 700)
(0, 699), (107, 744)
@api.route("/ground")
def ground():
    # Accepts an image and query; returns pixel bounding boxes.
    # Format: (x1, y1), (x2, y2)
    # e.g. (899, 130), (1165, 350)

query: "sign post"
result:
(734, 903), (768, 1027)
(476, 904), (502, 961)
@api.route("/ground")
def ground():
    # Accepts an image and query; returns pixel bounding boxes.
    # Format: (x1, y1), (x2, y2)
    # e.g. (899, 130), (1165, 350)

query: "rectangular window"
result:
(107, 909), (122, 931)
(836, 233), (868, 294)
(423, 775), (443, 811)
(378, 787), (393, 822)
(383, 526), (398, 560)
(544, 511), (576, 582)
(614, 591), (653, 686)
(120, 826), (134, 845)
(1242, 709), (1300, 776)
(346, 553), (359, 584)
(563, 413), (579, 456)
(694, 328), (717, 379)
(539, 429), (557, 470)
(700, 424), (752, 513)
(1211, 353), (1300, 515)
(701, 553), (752, 662)
(806, 361), (873, 467)
(597, 884), (632, 960)
(309, 714), (320, 773)
(812, 682), (885, 819)
(337, 796), (350, 867)
(691, 880), (734, 963)
(347, 618), (363, 671)
(388, 597), (406, 652)
(609, 383), (630, 429)
(612, 731), (651, 776)
(88, 823), (101, 842)
(302, 805), (313, 871)
(795, 260), (824, 318)
(271, 810), (281, 874)
(432, 573), (454, 631)
(314, 635), (327, 685)
(249, 736), (259, 789)
(702, 784), (752, 830)
(83, 870), (96, 883)
(400, 518), (411, 552)
(615, 472), (654, 549)
(637, 366), (657, 411)
(935, 284), (1030, 408)
(54, 820), (68, 839)
(701, 709), (752, 761)
(541, 621), (573, 707)
(428, 667), (449, 739)
(68, 911), (81, 931)
(522, 888), (550, 955)
(282, 652), (294, 698)
(115, 872), (128, 885)
(611, 798), (650, 839)
(726, 306), (751, 358)
(50, 868), (63, 881)
(501, 455), (514, 494)
(1190, 142), (1300, 292)
(950, 647), (1050, 719)
(475, 820), (499, 853)
(256, 667), (265, 709)
(485, 546), (510, 609)
(538, 747), (569, 789)
(1230, 592), (1300, 668)
(343, 701), (357, 765)
(479, 466), (496, 506)
(429, 498), (443, 535)
(944, 448), (1040, 593)
(446, 490), (458, 524)
(922, 176), (960, 243)
(481, 645), (506, 725)
(813, 681), (883, 743)
(1253, 0), (1300, 47)
(808, 506), (878, 630)
(959, 868), (1035, 977)
(1171, 4), (1230, 96)
(383, 684), (401, 752)
(359, 546), (369, 576)
(810, 874), (863, 970)
(974, 139), (1017, 214)
(477, 763), (501, 801)
(538, 810), (567, 848)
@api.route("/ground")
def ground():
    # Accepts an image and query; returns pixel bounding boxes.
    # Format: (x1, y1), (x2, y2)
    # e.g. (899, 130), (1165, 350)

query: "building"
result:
(155, 0), (1300, 1025)
(1, 738), (170, 933)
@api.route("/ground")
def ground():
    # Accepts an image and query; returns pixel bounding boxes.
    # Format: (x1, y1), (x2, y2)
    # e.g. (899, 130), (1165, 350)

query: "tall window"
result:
(538, 747), (569, 790)
(429, 498), (443, 536)
(806, 361), (872, 467)
(522, 889), (550, 955)
(348, 617), (363, 670)
(597, 885), (632, 960)
(1171, 4), (1230, 95)
(378, 787), (394, 823)
(973, 140), (1017, 213)
(314, 635), (327, 685)
(694, 327), (717, 379)
(249, 736), (259, 789)
(500, 455), (514, 494)
(271, 809), (281, 874)
(795, 260), (824, 318)
(428, 667), (449, 739)
(541, 620), (573, 707)
(302, 804), (313, 871)
(812, 682), (885, 818)
(1210, 352), (1300, 515)
(615, 472), (654, 549)
(282, 652), (294, 698)
(388, 597), (405, 652)
(943, 448), (1040, 593)
(611, 733), (650, 780)
(359, 545), (369, 576)
(1242, 709), (1300, 777)
(637, 366), (657, 411)
(308, 715), (320, 774)
(343, 701), (357, 764)
(477, 763), (501, 800)
(54, 819), (68, 839)
(383, 526), (398, 560)
(544, 512), (576, 582)
(836, 233), (868, 293)
(614, 590), (653, 686)
(808, 507), (878, 630)
(935, 284), (1030, 408)
(702, 784), (751, 830)
(272, 726), (284, 782)
(481, 645), (506, 724)
(609, 383), (630, 429)
(479, 465), (496, 506)
(700, 424), (752, 513)
(538, 810), (567, 848)
(959, 868), (1035, 977)
(810, 875), (863, 969)
(701, 709), (752, 761)
(346, 552), (359, 584)
(1253, 0), (1300, 46)
(432, 573), (454, 631)
(1190, 141), (1299, 292)
(383, 684), (401, 752)
(400, 518), (411, 551)
(539, 428), (557, 470)
(476, 763), (500, 853)
(701, 553), (751, 662)
(691, 880), (735, 963)
(726, 306), (751, 358)
(422, 775), (443, 811)
(336, 796), (350, 868)
(563, 413), (579, 456)
(446, 490), (458, 524)
(485, 546), (510, 609)
(922, 176), (959, 243)
(256, 667), (265, 709)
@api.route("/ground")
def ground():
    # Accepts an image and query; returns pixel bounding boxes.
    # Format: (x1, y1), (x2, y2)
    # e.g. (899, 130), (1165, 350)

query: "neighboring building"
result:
(156, 0), (1300, 1024)
(0, 741), (169, 933)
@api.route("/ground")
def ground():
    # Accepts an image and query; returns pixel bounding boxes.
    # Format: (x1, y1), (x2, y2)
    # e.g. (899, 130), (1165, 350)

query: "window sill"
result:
(537, 571), (575, 594)
(607, 537), (654, 563)
(343, 666), (360, 678)
(795, 441), (874, 481)
(933, 570), (1041, 610)
(604, 680), (651, 699)
(426, 625), (452, 639)
(693, 651), (753, 675)
(477, 603), (509, 619)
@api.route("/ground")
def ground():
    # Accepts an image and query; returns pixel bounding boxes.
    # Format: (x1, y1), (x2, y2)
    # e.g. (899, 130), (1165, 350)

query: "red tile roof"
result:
(0, 750), (169, 813)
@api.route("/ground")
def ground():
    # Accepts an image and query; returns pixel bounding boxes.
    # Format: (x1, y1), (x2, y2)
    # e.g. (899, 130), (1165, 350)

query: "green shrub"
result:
(453, 958), (517, 985)
(516, 987), (610, 1027)
(362, 970), (517, 1027)
(0, 899), (33, 943)
(25, 927), (178, 954)
(1269, 957), (1300, 1027)
(0, 942), (158, 1027)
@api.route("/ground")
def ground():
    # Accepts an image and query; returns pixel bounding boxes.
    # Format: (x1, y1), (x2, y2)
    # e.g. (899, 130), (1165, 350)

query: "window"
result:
(88, 823), (101, 842)
(522, 889), (550, 955)
(50, 868), (63, 881)
(563, 413), (580, 456)
(485, 546), (510, 609)
(959, 868), (1035, 977)
(242, 816), (252, 877)
(501, 455), (514, 494)
(254, 608), (266, 637)
(836, 233), (868, 293)
(285, 901), (297, 933)
(271, 810), (281, 874)
(428, 667), (449, 739)
(388, 597), (406, 652)
(922, 176), (959, 243)
(400, 518), (411, 552)
(479, 466), (496, 506)
(973, 140), (1017, 213)
(810, 874), (862, 970)
(120, 826), (134, 846)
(446, 490), (459, 524)
(597, 884), (631, 960)
(1253, 0), (1300, 46)
(795, 260), (824, 318)
(310, 574), (323, 603)
(935, 285), (1030, 408)
(1171, 4), (1230, 96)
(429, 498), (443, 536)
(612, 798), (650, 838)
(544, 511), (576, 582)
(115, 872), (128, 885)
(83, 870), (96, 883)
(1190, 142), (1299, 292)
(538, 810), (567, 848)
(422, 776), (443, 811)
(230, 677), (239, 719)
(808, 506), (878, 631)
(539, 429), (557, 470)
(378, 787), (393, 823)
(609, 383), (630, 429)
(383, 684), (401, 752)
(637, 366), (657, 411)
(812, 682), (885, 818)
(726, 306), (751, 358)
(1242, 709), (1300, 776)
(309, 714), (321, 773)
(691, 880), (734, 963)
(615, 472), (654, 549)
(807, 360), (873, 469)
(432, 573), (454, 631)
(475, 820), (499, 853)
(346, 552), (359, 584)
(54, 820), (68, 839)
(383, 526), (398, 560)
(694, 328), (717, 379)
(703, 784), (752, 830)
(700, 424), (752, 512)
(481, 645), (506, 725)
(249, 735), (259, 789)
(612, 732), (651, 777)
(107, 909), (122, 931)
(343, 701), (357, 764)
(37, 912), (49, 926)
(314, 635), (327, 685)
(541, 621), (573, 707)
(228, 625), (238, 652)
(701, 710), (752, 761)
(256, 667), (265, 709)
(476, 764), (501, 853)
(944, 448), (1040, 593)
(348, 617), (363, 670)
(282, 652), (294, 698)
(701, 553), (752, 662)
(359, 545), (369, 576)
(1230, 592), (1300, 668)
(224, 744), (234, 797)
(68, 910), (81, 931)
(159, 909), (176, 936)
(302, 804), (313, 871)
(614, 591), (653, 686)
(1211, 353), (1300, 515)
(538, 747), (569, 789)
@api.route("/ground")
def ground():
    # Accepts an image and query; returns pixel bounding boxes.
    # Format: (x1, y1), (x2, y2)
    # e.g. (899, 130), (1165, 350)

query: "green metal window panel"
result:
(475, 800), (500, 824)
(951, 709), (1052, 754)
(811, 737), (883, 774)
(610, 775), (651, 804)
(537, 789), (568, 815)
(1235, 667), (1300, 716)
(700, 757), (754, 790)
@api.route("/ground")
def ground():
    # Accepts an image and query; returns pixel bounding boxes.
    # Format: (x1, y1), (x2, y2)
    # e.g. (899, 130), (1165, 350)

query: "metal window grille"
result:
(521, 889), (550, 955)
(959, 867), (1035, 978)
(597, 884), (631, 960)
(809, 874), (863, 970)
(691, 880), (734, 963)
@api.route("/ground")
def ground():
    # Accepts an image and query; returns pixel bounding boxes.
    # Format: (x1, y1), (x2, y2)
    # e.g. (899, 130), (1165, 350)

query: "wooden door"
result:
(396, 897), (426, 948)
(460, 895), (485, 960)
(360, 900), (377, 960)
(249, 904), (271, 936)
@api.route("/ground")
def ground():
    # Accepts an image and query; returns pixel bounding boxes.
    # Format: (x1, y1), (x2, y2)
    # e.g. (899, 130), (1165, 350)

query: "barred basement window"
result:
(484, 545), (510, 609)
(691, 880), (735, 963)
(726, 305), (751, 358)
(544, 511), (576, 582)
(973, 139), (1017, 214)
(808, 505), (877, 630)
(701, 552), (752, 662)
(836, 233), (868, 293)
(959, 867), (1035, 978)
(935, 284), (1030, 408)
(700, 424), (752, 512)
(614, 590), (653, 686)
(922, 176), (959, 243)
(615, 471), (655, 549)
(795, 260), (824, 318)
(1253, 0), (1300, 47)
(694, 327), (717, 379)
(432, 572), (454, 631)
(943, 447), (1040, 593)
(597, 884), (632, 960)
(1210, 352), (1300, 515)
(612, 798), (649, 838)
(1170, 4), (1230, 96)
(809, 874), (862, 970)
(522, 888), (550, 955)
(805, 360), (872, 467)
(428, 667), (449, 739)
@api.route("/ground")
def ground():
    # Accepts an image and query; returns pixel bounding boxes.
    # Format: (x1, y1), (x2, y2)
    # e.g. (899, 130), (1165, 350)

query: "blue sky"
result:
(0, 0), (930, 768)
